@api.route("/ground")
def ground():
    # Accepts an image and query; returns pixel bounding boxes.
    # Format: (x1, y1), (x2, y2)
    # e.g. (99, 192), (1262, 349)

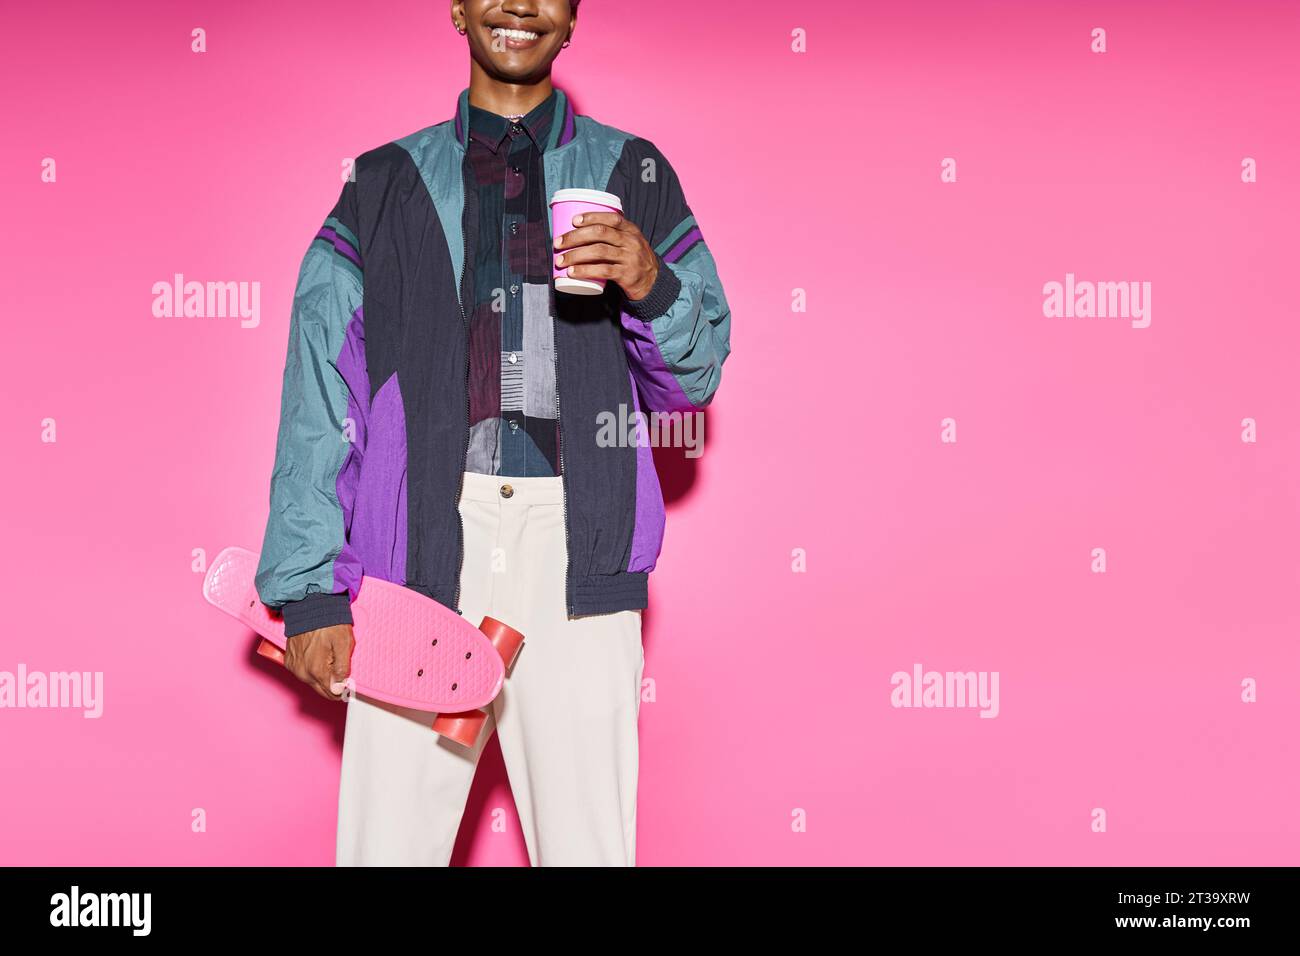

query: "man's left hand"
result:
(553, 211), (659, 302)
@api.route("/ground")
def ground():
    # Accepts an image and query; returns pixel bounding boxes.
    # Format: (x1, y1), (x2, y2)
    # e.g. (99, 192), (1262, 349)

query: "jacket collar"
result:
(452, 86), (576, 152)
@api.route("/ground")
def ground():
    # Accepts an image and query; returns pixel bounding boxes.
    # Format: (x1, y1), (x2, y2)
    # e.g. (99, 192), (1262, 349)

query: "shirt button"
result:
(509, 351), (518, 364)
(510, 222), (519, 235)
(509, 420), (519, 432)
(509, 284), (519, 295)
(510, 124), (523, 135)
(499, 483), (514, 499)
(510, 165), (521, 175)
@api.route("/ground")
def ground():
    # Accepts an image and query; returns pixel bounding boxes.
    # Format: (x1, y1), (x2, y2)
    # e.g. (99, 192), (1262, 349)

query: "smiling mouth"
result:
(490, 26), (545, 50)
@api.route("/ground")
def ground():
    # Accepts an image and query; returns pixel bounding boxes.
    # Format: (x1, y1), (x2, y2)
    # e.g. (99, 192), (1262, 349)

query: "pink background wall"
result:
(3, 0), (1298, 865)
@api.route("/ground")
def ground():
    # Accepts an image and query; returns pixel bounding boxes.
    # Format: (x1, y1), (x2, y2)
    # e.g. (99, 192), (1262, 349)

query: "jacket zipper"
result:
(452, 154), (474, 616)
(553, 287), (573, 617)
(543, 164), (575, 617)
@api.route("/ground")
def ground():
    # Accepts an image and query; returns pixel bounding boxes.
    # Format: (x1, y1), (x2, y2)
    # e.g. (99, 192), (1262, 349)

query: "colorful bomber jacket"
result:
(254, 87), (732, 636)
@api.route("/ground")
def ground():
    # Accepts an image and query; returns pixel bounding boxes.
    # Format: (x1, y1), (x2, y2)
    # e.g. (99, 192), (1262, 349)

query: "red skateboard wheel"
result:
(430, 619), (521, 745)
(431, 709), (488, 748)
(256, 638), (286, 666)
(480, 616), (525, 669)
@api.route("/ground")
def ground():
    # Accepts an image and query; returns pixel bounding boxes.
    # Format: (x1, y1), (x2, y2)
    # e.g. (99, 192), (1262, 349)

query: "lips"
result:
(490, 25), (545, 49)
(492, 27), (541, 41)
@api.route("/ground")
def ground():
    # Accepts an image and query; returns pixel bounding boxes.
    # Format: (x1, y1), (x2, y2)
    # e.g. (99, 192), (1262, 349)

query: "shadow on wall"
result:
(245, 637), (349, 754)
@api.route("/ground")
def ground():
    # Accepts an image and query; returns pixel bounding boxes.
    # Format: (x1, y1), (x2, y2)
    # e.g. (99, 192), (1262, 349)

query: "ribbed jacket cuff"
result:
(624, 256), (681, 321)
(281, 592), (353, 638)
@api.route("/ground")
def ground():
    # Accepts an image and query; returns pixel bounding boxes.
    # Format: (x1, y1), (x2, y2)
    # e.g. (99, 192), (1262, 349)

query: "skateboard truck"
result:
(430, 616), (525, 747)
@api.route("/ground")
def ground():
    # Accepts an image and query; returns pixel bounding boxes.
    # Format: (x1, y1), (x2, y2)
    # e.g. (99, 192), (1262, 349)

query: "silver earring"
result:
(456, 25), (466, 35)
(562, 40), (570, 48)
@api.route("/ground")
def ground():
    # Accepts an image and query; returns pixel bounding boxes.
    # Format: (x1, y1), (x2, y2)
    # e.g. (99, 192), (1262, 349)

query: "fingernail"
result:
(573, 214), (584, 225)
(555, 254), (564, 265)
(553, 234), (562, 248)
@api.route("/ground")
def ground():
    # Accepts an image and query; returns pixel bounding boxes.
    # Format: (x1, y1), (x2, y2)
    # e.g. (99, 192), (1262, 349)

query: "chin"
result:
(479, 52), (556, 82)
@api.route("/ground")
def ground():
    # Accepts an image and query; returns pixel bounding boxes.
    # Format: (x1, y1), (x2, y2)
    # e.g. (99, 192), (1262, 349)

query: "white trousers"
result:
(336, 471), (645, 866)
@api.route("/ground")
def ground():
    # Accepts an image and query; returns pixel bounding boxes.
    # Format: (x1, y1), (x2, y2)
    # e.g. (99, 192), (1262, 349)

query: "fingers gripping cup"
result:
(550, 188), (624, 296)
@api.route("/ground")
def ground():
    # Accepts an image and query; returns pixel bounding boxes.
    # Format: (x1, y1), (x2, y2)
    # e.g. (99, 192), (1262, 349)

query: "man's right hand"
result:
(284, 624), (355, 701)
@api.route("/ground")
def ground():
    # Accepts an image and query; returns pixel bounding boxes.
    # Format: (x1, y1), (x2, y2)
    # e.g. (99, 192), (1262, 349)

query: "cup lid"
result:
(549, 188), (623, 211)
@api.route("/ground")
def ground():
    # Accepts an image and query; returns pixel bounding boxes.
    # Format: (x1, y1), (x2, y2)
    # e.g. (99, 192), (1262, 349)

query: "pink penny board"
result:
(203, 547), (523, 733)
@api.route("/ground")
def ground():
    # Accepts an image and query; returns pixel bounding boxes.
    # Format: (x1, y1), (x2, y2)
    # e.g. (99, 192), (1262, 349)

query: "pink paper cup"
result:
(550, 188), (624, 295)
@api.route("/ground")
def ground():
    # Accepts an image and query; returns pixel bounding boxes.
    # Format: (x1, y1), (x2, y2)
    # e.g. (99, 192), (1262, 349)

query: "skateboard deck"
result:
(203, 547), (523, 736)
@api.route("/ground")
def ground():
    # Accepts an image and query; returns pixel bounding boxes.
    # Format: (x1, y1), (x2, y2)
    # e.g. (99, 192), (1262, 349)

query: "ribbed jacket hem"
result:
(570, 572), (649, 616)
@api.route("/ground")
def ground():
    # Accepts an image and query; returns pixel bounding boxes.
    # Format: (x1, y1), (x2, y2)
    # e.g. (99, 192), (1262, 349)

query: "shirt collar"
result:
(453, 86), (576, 153)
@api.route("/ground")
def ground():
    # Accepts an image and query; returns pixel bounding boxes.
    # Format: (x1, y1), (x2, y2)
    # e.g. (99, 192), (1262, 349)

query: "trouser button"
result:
(499, 483), (514, 499)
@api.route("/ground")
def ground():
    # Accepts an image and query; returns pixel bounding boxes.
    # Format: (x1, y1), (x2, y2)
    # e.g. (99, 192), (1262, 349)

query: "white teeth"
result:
(492, 27), (540, 41)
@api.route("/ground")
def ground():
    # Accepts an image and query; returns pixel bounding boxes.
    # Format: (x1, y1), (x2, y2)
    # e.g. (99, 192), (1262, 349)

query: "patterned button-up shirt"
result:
(464, 91), (561, 477)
